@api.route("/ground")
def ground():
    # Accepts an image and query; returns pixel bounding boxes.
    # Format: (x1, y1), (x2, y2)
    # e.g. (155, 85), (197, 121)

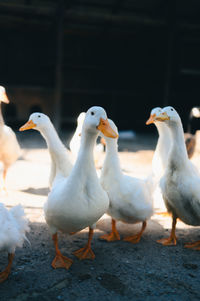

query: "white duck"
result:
(0, 86), (21, 190)
(146, 107), (172, 213)
(0, 203), (29, 282)
(19, 113), (73, 188)
(43, 106), (117, 269)
(152, 106), (200, 249)
(70, 112), (105, 166)
(100, 119), (154, 243)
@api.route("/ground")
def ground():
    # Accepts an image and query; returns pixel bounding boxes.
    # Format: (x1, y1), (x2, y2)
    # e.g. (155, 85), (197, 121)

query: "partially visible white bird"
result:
(100, 119), (154, 243)
(0, 86), (21, 190)
(0, 203), (29, 282)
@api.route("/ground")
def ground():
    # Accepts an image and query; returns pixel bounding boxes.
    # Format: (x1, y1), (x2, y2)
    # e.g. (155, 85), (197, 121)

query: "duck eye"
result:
(38, 115), (41, 118)
(91, 112), (94, 116)
(170, 108), (173, 111)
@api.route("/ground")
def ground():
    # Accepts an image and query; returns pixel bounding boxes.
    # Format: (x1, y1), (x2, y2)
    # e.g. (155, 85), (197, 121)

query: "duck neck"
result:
(39, 123), (65, 156)
(74, 130), (97, 173)
(168, 120), (188, 166)
(154, 122), (170, 163)
(102, 139), (122, 176)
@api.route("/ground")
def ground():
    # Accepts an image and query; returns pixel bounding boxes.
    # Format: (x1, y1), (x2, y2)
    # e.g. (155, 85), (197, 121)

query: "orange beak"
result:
(19, 120), (36, 131)
(0, 91), (9, 104)
(146, 114), (156, 125)
(97, 118), (118, 138)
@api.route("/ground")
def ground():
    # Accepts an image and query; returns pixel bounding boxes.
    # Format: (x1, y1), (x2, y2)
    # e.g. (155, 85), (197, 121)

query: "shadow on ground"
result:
(21, 187), (50, 196)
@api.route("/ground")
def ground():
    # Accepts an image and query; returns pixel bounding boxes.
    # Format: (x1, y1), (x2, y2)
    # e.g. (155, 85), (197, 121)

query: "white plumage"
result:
(21, 107), (117, 270)
(0, 203), (29, 282)
(153, 106), (200, 248)
(0, 203), (29, 253)
(69, 112), (104, 166)
(100, 119), (153, 243)
(19, 113), (73, 188)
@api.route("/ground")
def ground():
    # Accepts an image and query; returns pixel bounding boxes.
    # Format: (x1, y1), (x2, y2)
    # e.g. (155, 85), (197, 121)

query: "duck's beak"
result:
(97, 118), (118, 138)
(146, 113), (156, 125)
(19, 120), (36, 131)
(155, 112), (170, 122)
(0, 91), (9, 104)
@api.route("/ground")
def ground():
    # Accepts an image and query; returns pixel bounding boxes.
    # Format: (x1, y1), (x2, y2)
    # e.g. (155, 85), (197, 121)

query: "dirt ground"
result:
(1, 131), (200, 301)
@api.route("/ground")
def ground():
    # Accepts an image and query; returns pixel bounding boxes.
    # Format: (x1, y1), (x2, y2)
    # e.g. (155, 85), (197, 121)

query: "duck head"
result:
(0, 86), (9, 104)
(154, 106), (180, 124)
(83, 106), (118, 138)
(146, 107), (162, 125)
(19, 112), (51, 132)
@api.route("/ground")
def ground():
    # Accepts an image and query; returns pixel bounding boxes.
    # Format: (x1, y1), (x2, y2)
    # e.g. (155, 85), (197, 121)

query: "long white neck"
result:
(153, 122), (171, 171)
(39, 122), (73, 188)
(71, 130), (98, 178)
(101, 138), (122, 179)
(167, 119), (188, 167)
(39, 123), (65, 154)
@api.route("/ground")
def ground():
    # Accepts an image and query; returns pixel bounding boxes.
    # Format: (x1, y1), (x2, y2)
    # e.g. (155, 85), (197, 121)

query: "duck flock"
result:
(0, 86), (200, 283)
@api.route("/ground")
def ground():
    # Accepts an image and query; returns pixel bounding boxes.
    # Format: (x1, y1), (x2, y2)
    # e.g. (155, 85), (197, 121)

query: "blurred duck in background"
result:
(0, 86), (21, 191)
(184, 107), (200, 159)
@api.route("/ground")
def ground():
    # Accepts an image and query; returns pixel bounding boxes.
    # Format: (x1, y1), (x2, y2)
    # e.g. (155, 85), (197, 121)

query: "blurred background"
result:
(0, 0), (200, 135)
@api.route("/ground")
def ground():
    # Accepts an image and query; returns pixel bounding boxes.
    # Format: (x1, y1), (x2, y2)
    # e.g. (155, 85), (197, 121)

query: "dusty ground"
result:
(1, 131), (200, 301)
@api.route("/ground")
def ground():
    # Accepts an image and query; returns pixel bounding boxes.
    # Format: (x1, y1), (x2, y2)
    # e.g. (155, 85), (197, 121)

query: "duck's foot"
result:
(157, 217), (177, 246)
(157, 236), (177, 246)
(0, 253), (14, 283)
(52, 233), (73, 270)
(73, 246), (95, 260)
(184, 240), (200, 250)
(0, 269), (10, 283)
(123, 221), (146, 244)
(123, 234), (141, 244)
(100, 219), (120, 242)
(100, 231), (120, 242)
(73, 227), (95, 260)
(51, 253), (73, 270)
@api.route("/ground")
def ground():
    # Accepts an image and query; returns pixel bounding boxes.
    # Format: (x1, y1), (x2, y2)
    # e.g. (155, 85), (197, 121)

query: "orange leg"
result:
(100, 219), (120, 242)
(73, 227), (95, 260)
(0, 253), (14, 283)
(123, 221), (147, 244)
(51, 233), (73, 270)
(157, 216), (177, 246)
(184, 240), (200, 250)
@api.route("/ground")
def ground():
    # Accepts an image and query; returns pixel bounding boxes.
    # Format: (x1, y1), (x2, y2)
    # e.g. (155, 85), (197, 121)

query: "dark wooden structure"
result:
(0, 0), (200, 132)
